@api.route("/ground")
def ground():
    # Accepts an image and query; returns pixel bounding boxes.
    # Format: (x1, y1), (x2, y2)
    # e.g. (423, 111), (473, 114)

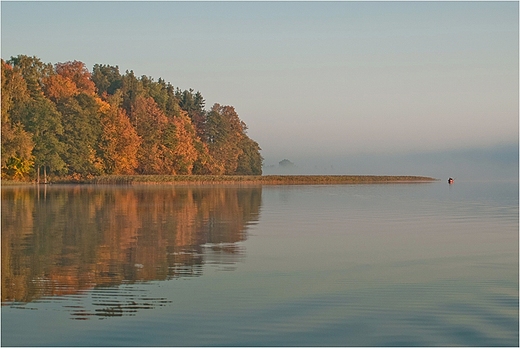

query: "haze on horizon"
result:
(2, 1), (518, 180)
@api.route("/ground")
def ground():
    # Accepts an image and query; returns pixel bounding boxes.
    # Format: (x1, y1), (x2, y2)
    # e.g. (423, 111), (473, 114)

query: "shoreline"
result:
(2, 175), (438, 186)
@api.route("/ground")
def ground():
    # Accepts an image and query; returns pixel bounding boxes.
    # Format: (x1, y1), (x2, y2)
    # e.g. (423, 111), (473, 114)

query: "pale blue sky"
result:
(2, 1), (518, 178)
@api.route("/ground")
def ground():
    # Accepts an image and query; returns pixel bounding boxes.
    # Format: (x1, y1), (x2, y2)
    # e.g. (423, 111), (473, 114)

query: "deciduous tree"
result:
(236, 136), (263, 175)
(100, 92), (141, 175)
(55, 61), (96, 95)
(206, 104), (245, 174)
(57, 93), (104, 177)
(132, 96), (169, 174)
(1, 60), (35, 180)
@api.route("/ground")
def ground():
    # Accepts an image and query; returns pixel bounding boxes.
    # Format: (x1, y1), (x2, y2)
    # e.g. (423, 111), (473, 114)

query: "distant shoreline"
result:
(2, 175), (438, 186)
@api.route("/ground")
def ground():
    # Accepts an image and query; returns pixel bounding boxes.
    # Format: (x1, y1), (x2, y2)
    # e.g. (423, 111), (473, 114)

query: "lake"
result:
(1, 180), (518, 346)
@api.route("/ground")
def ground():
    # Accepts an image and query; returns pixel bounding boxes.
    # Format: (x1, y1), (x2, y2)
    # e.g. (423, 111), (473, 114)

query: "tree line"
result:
(1, 55), (263, 181)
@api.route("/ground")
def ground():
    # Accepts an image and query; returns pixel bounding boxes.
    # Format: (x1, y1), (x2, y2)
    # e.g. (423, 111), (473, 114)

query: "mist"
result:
(263, 143), (519, 181)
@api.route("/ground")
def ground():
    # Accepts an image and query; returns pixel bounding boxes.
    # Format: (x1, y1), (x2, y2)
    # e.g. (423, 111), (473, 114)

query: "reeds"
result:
(77, 175), (437, 185)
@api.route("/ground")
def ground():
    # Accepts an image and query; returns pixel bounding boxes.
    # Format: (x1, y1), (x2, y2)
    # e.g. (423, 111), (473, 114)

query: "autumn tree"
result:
(1, 60), (35, 180)
(168, 111), (199, 174)
(7, 56), (67, 180)
(132, 96), (170, 174)
(42, 61), (105, 178)
(205, 104), (247, 174)
(42, 74), (79, 103)
(100, 91), (141, 175)
(55, 60), (96, 95)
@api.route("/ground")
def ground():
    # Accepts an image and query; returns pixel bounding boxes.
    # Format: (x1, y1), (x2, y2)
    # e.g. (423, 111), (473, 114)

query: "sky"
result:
(1, 1), (518, 180)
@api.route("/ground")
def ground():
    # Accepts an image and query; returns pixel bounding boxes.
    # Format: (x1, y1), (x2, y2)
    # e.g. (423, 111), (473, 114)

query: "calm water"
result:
(1, 181), (518, 346)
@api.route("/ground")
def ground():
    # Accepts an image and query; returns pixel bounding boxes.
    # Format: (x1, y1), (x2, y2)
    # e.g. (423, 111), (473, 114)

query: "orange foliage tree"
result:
(168, 111), (199, 174)
(55, 61), (96, 95)
(42, 74), (79, 102)
(100, 92), (141, 175)
(133, 96), (170, 174)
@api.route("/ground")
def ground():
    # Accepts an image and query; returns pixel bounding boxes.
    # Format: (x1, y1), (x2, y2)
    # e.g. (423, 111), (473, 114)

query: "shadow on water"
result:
(1, 184), (262, 319)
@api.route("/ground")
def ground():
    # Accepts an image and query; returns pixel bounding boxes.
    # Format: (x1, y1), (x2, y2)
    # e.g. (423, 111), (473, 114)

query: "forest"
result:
(1, 55), (263, 181)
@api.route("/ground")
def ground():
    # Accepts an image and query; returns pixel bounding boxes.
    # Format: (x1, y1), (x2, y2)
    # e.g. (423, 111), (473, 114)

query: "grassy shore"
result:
(44, 174), (438, 185)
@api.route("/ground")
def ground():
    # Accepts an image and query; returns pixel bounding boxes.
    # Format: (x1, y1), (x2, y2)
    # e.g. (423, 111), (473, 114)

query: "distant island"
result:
(279, 159), (295, 167)
(2, 55), (262, 183)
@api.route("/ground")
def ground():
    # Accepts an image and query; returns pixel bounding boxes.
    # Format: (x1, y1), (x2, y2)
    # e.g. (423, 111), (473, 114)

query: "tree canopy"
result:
(1, 55), (263, 180)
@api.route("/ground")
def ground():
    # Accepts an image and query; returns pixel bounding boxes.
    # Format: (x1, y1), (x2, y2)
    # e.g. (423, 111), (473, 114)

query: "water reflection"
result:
(2, 185), (262, 319)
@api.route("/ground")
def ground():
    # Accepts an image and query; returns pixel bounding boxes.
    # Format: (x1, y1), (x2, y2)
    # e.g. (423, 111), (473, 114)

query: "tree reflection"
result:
(2, 185), (262, 309)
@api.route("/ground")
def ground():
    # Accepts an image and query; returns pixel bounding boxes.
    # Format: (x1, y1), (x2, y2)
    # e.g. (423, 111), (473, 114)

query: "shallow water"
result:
(1, 181), (518, 346)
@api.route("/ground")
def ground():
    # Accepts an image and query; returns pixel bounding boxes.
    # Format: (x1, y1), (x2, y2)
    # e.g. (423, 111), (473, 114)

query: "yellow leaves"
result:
(94, 97), (111, 114)
(1, 156), (34, 180)
(100, 105), (141, 175)
(88, 145), (105, 173)
(1, 121), (35, 180)
(171, 111), (199, 174)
